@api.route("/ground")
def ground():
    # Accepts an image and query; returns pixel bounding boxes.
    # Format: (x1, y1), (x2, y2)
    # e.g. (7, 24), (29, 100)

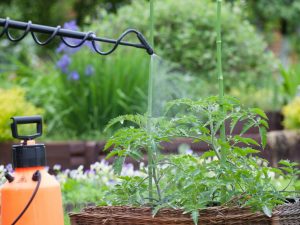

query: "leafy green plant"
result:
(104, 96), (299, 223)
(280, 64), (300, 104)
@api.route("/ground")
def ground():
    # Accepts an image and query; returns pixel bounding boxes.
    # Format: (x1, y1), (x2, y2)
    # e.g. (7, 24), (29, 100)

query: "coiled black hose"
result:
(0, 17), (154, 55)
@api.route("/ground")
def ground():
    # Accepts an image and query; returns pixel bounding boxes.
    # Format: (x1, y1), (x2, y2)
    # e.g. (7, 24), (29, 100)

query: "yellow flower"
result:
(282, 97), (300, 130)
(0, 87), (43, 142)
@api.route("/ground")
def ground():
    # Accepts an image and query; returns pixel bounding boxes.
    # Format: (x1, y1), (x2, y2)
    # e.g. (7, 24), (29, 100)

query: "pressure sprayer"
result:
(0, 116), (64, 225)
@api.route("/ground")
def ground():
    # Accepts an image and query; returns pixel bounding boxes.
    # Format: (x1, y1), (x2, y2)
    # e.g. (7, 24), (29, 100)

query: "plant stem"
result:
(150, 0), (154, 47)
(153, 166), (162, 201)
(216, 0), (226, 163)
(146, 0), (155, 204)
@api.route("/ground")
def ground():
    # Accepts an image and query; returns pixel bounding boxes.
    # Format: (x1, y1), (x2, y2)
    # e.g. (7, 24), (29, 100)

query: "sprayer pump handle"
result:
(11, 116), (43, 140)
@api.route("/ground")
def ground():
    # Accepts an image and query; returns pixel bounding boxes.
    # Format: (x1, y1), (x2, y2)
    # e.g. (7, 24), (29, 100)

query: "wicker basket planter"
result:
(69, 201), (300, 225)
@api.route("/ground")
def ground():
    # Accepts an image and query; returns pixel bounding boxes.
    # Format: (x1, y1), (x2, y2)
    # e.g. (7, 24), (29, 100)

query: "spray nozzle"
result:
(11, 116), (43, 143)
(137, 32), (154, 55)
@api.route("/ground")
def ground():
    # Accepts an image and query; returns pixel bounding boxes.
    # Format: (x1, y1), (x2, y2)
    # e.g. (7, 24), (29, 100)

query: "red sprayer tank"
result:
(0, 116), (64, 225)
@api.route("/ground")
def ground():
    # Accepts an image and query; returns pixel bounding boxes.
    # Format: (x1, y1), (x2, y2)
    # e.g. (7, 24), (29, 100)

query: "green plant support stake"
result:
(216, 0), (227, 163)
(147, 0), (155, 203)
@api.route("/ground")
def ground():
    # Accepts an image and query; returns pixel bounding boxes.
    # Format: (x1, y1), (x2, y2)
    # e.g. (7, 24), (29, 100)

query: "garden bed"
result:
(69, 201), (300, 225)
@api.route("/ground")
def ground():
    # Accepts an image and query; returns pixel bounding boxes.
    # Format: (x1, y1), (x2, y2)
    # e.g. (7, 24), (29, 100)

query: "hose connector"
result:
(137, 32), (154, 55)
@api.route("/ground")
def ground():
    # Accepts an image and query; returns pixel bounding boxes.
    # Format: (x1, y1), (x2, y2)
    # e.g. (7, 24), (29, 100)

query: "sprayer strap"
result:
(11, 170), (41, 225)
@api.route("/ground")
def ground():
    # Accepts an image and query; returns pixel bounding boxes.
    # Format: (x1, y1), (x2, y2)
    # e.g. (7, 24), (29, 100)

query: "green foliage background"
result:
(94, 0), (277, 91)
(1, 0), (299, 138)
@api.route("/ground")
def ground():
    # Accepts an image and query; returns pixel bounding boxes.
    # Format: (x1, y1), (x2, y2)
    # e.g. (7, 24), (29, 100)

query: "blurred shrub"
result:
(94, 0), (277, 91)
(0, 0), (130, 26)
(279, 64), (300, 104)
(0, 87), (43, 142)
(235, 0), (300, 56)
(246, 0), (300, 33)
(282, 97), (300, 130)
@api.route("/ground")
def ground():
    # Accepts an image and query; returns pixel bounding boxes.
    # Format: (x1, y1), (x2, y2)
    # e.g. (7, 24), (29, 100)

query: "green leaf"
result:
(234, 135), (260, 146)
(104, 114), (146, 132)
(106, 149), (122, 159)
(262, 205), (272, 217)
(278, 160), (292, 167)
(260, 119), (269, 129)
(128, 149), (143, 161)
(269, 168), (283, 175)
(259, 126), (267, 148)
(113, 156), (125, 175)
(200, 150), (216, 159)
(152, 204), (169, 216)
(241, 121), (256, 135)
(251, 108), (268, 120)
(230, 116), (240, 134)
(191, 210), (199, 225)
(281, 167), (293, 173)
(233, 147), (260, 156)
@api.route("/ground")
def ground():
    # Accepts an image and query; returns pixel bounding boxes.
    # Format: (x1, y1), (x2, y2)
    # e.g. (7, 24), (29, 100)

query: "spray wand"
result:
(0, 17), (154, 55)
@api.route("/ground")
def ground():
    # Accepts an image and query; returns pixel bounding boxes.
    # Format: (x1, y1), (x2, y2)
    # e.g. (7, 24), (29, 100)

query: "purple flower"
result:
(56, 20), (82, 54)
(85, 65), (95, 76)
(63, 20), (79, 31)
(85, 40), (101, 53)
(56, 54), (71, 73)
(5, 164), (13, 173)
(69, 71), (80, 80)
(56, 20), (100, 54)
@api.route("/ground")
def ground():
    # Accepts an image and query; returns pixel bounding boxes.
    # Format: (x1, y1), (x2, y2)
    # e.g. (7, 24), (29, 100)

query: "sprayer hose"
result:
(11, 170), (42, 225)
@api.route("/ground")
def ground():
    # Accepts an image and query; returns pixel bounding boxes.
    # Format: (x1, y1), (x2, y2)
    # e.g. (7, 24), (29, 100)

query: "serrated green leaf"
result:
(113, 156), (125, 175)
(233, 147), (260, 156)
(230, 116), (240, 134)
(241, 121), (256, 135)
(234, 135), (260, 146)
(260, 119), (269, 129)
(269, 168), (283, 175)
(281, 167), (293, 173)
(200, 150), (216, 159)
(251, 108), (268, 120)
(278, 160), (292, 167)
(128, 149), (143, 161)
(259, 126), (267, 148)
(105, 149), (121, 159)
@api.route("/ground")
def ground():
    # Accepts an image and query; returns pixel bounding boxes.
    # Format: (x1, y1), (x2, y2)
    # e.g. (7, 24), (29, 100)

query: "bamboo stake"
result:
(216, 0), (226, 162)
(147, 0), (155, 203)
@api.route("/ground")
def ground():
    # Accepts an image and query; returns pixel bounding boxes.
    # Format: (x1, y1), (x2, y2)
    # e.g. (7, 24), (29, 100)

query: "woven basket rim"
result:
(69, 201), (300, 225)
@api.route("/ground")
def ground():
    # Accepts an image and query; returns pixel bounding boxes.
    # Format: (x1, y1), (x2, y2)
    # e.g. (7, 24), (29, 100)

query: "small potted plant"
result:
(70, 93), (299, 225)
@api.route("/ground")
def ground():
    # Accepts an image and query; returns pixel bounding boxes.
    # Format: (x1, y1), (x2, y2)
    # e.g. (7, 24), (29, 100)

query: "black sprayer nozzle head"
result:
(11, 116), (43, 141)
(137, 33), (154, 55)
(10, 115), (46, 169)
